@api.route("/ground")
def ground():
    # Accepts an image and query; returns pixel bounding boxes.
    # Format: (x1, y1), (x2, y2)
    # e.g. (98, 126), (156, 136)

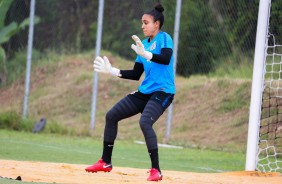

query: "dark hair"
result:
(145, 3), (165, 29)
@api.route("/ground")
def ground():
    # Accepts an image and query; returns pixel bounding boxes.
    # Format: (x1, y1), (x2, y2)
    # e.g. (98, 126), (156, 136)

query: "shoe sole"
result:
(147, 176), (163, 181)
(85, 170), (111, 173)
(147, 178), (162, 181)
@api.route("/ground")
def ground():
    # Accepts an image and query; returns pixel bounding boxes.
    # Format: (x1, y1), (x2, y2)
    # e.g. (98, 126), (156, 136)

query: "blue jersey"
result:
(135, 31), (175, 94)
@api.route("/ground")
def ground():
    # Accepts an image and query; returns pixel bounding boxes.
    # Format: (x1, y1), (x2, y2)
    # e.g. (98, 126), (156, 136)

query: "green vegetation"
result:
(0, 181), (45, 184)
(3, 0), (281, 81)
(0, 0), (40, 86)
(209, 49), (254, 79)
(0, 111), (34, 131)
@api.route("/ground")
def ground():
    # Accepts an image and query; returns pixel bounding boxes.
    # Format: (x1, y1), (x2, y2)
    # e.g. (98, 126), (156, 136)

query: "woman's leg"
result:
(102, 95), (140, 163)
(139, 92), (174, 172)
(85, 94), (145, 172)
(139, 100), (163, 171)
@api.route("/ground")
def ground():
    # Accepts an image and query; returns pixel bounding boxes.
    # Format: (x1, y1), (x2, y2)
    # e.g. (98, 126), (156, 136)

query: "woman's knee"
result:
(106, 109), (116, 122)
(139, 115), (153, 132)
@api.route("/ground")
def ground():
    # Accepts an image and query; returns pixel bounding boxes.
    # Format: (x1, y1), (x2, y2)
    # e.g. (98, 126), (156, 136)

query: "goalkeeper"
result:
(85, 3), (175, 182)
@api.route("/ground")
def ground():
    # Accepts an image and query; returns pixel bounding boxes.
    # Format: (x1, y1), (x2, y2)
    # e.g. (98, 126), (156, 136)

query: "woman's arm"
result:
(120, 62), (144, 80)
(151, 48), (173, 65)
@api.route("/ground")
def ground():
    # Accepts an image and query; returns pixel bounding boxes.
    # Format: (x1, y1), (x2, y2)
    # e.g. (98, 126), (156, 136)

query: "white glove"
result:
(93, 56), (121, 77)
(131, 35), (153, 60)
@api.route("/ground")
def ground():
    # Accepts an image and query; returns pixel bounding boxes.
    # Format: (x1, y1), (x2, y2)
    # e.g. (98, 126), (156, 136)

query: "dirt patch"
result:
(0, 160), (281, 184)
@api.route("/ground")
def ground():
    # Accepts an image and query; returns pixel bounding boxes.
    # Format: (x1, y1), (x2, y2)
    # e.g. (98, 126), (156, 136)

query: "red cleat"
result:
(85, 159), (112, 173)
(147, 168), (163, 181)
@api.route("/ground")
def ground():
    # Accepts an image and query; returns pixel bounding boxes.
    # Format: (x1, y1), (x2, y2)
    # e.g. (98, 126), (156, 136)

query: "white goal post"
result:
(245, 0), (271, 171)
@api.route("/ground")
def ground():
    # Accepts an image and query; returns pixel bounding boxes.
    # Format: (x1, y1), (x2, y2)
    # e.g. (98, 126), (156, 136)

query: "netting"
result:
(1, 0), (260, 151)
(258, 33), (282, 172)
(2, 0), (282, 174)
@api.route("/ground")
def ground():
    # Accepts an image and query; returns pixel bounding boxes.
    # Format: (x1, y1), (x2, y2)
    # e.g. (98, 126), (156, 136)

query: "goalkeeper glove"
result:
(131, 35), (153, 60)
(93, 56), (121, 77)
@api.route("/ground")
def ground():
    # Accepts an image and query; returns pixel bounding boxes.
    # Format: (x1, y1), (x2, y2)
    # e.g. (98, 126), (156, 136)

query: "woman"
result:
(85, 3), (175, 181)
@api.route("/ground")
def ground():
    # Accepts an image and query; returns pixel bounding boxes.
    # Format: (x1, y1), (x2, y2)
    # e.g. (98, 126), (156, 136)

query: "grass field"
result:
(0, 129), (247, 183)
(0, 129), (246, 172)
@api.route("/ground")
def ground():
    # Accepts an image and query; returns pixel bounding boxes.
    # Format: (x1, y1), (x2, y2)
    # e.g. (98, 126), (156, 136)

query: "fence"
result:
(1, 0), (282, 156)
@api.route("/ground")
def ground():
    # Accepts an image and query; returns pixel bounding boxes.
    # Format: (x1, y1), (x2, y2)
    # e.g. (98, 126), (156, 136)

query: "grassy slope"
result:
(0, 52), (252, 152)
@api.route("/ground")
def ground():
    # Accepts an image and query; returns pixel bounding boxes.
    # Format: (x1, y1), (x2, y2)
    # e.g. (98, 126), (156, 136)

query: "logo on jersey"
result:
(150, 41), (156, 50)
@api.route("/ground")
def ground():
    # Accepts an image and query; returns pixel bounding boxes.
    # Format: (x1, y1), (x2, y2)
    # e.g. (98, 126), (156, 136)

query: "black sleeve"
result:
(120, 62), (144, 80)
(151, 48), (173, 65)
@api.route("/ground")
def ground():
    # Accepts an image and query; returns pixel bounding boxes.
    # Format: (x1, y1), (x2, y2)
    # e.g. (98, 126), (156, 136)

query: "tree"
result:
(0, 0), (39, 86)
(177, 0), (230, 77)
(215, 0), (259, 53)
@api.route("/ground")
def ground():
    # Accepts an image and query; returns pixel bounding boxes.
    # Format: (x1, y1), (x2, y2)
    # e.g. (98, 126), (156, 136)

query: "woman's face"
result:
(141, 14), (160, 39)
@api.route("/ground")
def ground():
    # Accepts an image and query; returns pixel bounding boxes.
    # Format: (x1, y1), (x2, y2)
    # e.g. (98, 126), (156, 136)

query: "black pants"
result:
(104, 90), (174, 150)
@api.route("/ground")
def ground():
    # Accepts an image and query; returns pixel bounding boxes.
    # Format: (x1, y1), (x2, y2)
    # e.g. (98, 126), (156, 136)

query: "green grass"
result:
(0, 178), (47, 184)
(0, 129), (246, 174)
(209, 50), (254, 79)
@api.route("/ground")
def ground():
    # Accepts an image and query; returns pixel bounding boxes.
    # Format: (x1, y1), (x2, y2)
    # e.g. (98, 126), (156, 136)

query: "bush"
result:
(0, 111), (34, 131)
(0, 111), (80, 135)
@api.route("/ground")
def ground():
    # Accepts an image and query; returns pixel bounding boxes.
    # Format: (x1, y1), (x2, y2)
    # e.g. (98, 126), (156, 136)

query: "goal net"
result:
(257, 32), (282, 173)
(246, 0), (282, 173)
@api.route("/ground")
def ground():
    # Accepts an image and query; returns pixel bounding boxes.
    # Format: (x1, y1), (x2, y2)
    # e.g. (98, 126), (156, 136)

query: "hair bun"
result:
(155, 3), (164, 13)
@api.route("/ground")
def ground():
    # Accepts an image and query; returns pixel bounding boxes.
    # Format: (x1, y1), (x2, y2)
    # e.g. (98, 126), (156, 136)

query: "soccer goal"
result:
(246, 0), (282, 173)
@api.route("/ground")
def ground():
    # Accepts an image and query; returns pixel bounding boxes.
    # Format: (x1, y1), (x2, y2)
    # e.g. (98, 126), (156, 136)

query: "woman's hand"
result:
(131, 35), (153, 61)
(93, 56), (121, 77)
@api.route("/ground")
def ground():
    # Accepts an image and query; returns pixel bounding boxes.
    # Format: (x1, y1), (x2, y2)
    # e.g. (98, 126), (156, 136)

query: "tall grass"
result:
(0, 111), (34, 131)
(209, 50), (254, 79)
(0, 111), (84, 136)
(3, 49), (93, 88)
